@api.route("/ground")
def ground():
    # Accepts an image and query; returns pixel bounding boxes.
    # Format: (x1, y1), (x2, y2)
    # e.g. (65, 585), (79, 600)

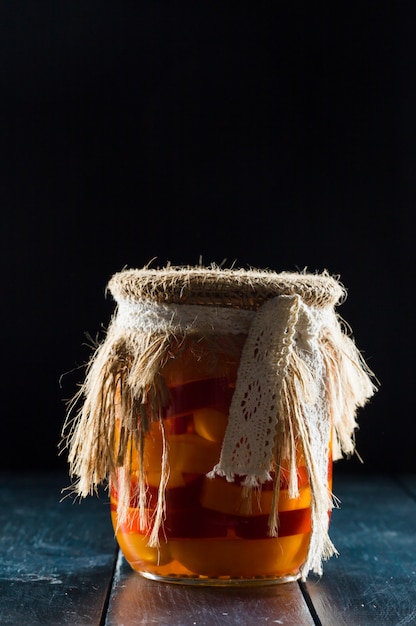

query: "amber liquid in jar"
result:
(110, 335), (332, 585)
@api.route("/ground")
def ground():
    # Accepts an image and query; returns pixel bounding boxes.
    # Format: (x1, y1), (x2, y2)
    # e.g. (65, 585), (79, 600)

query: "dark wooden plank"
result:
(0, 472), (118, 626)
(105, 553), (316, 626)
(303, 474), (416, 626)
(396, 474), (416, 500)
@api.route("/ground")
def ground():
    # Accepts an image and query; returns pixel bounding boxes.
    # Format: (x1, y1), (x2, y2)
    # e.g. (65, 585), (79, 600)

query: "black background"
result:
(1, 2), (414, 474)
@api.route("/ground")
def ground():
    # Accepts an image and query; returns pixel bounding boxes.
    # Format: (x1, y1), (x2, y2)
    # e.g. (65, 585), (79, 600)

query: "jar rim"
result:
(107, 265), (346, 310)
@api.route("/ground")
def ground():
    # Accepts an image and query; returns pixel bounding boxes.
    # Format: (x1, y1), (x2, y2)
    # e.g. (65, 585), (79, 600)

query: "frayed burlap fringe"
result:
(61, 265), (376, 578)
(62, 325), (174, 544)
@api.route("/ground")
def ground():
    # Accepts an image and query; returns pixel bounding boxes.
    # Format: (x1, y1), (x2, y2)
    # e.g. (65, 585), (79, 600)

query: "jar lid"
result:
(108, 266), (345, 309)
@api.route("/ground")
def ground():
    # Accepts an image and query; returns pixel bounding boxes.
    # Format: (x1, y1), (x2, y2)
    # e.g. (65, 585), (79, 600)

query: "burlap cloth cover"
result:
(63, 266), (376, 579)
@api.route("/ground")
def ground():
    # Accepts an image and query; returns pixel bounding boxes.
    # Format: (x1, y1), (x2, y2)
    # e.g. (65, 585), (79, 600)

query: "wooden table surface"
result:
(1, 472), (415, 626)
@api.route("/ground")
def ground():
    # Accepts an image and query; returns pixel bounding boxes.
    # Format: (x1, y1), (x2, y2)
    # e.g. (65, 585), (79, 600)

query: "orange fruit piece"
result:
(193, 408), (228, 442)
(169, 534), (311, 578)
(200, 475), (312, 515)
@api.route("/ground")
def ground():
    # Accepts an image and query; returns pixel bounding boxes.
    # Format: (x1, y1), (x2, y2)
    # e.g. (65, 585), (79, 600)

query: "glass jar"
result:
(110, 333), (333, 585)
(64, 266), (374, 587)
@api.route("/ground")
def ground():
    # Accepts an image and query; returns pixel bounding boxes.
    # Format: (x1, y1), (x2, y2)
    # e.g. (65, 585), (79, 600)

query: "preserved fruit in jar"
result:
(64, 266), (376, 585)
(110, 335), (333, 584)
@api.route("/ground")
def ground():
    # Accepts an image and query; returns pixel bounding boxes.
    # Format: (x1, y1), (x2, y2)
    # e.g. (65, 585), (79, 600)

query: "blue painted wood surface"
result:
(1, 473), (415, 625)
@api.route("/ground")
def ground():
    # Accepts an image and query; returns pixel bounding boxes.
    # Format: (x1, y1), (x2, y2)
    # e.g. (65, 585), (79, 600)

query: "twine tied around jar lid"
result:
(62, 265), (377, 579)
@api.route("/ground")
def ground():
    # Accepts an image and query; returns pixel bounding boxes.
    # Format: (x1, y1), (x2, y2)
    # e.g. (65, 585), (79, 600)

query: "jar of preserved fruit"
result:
(64, 266), (375, 585)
